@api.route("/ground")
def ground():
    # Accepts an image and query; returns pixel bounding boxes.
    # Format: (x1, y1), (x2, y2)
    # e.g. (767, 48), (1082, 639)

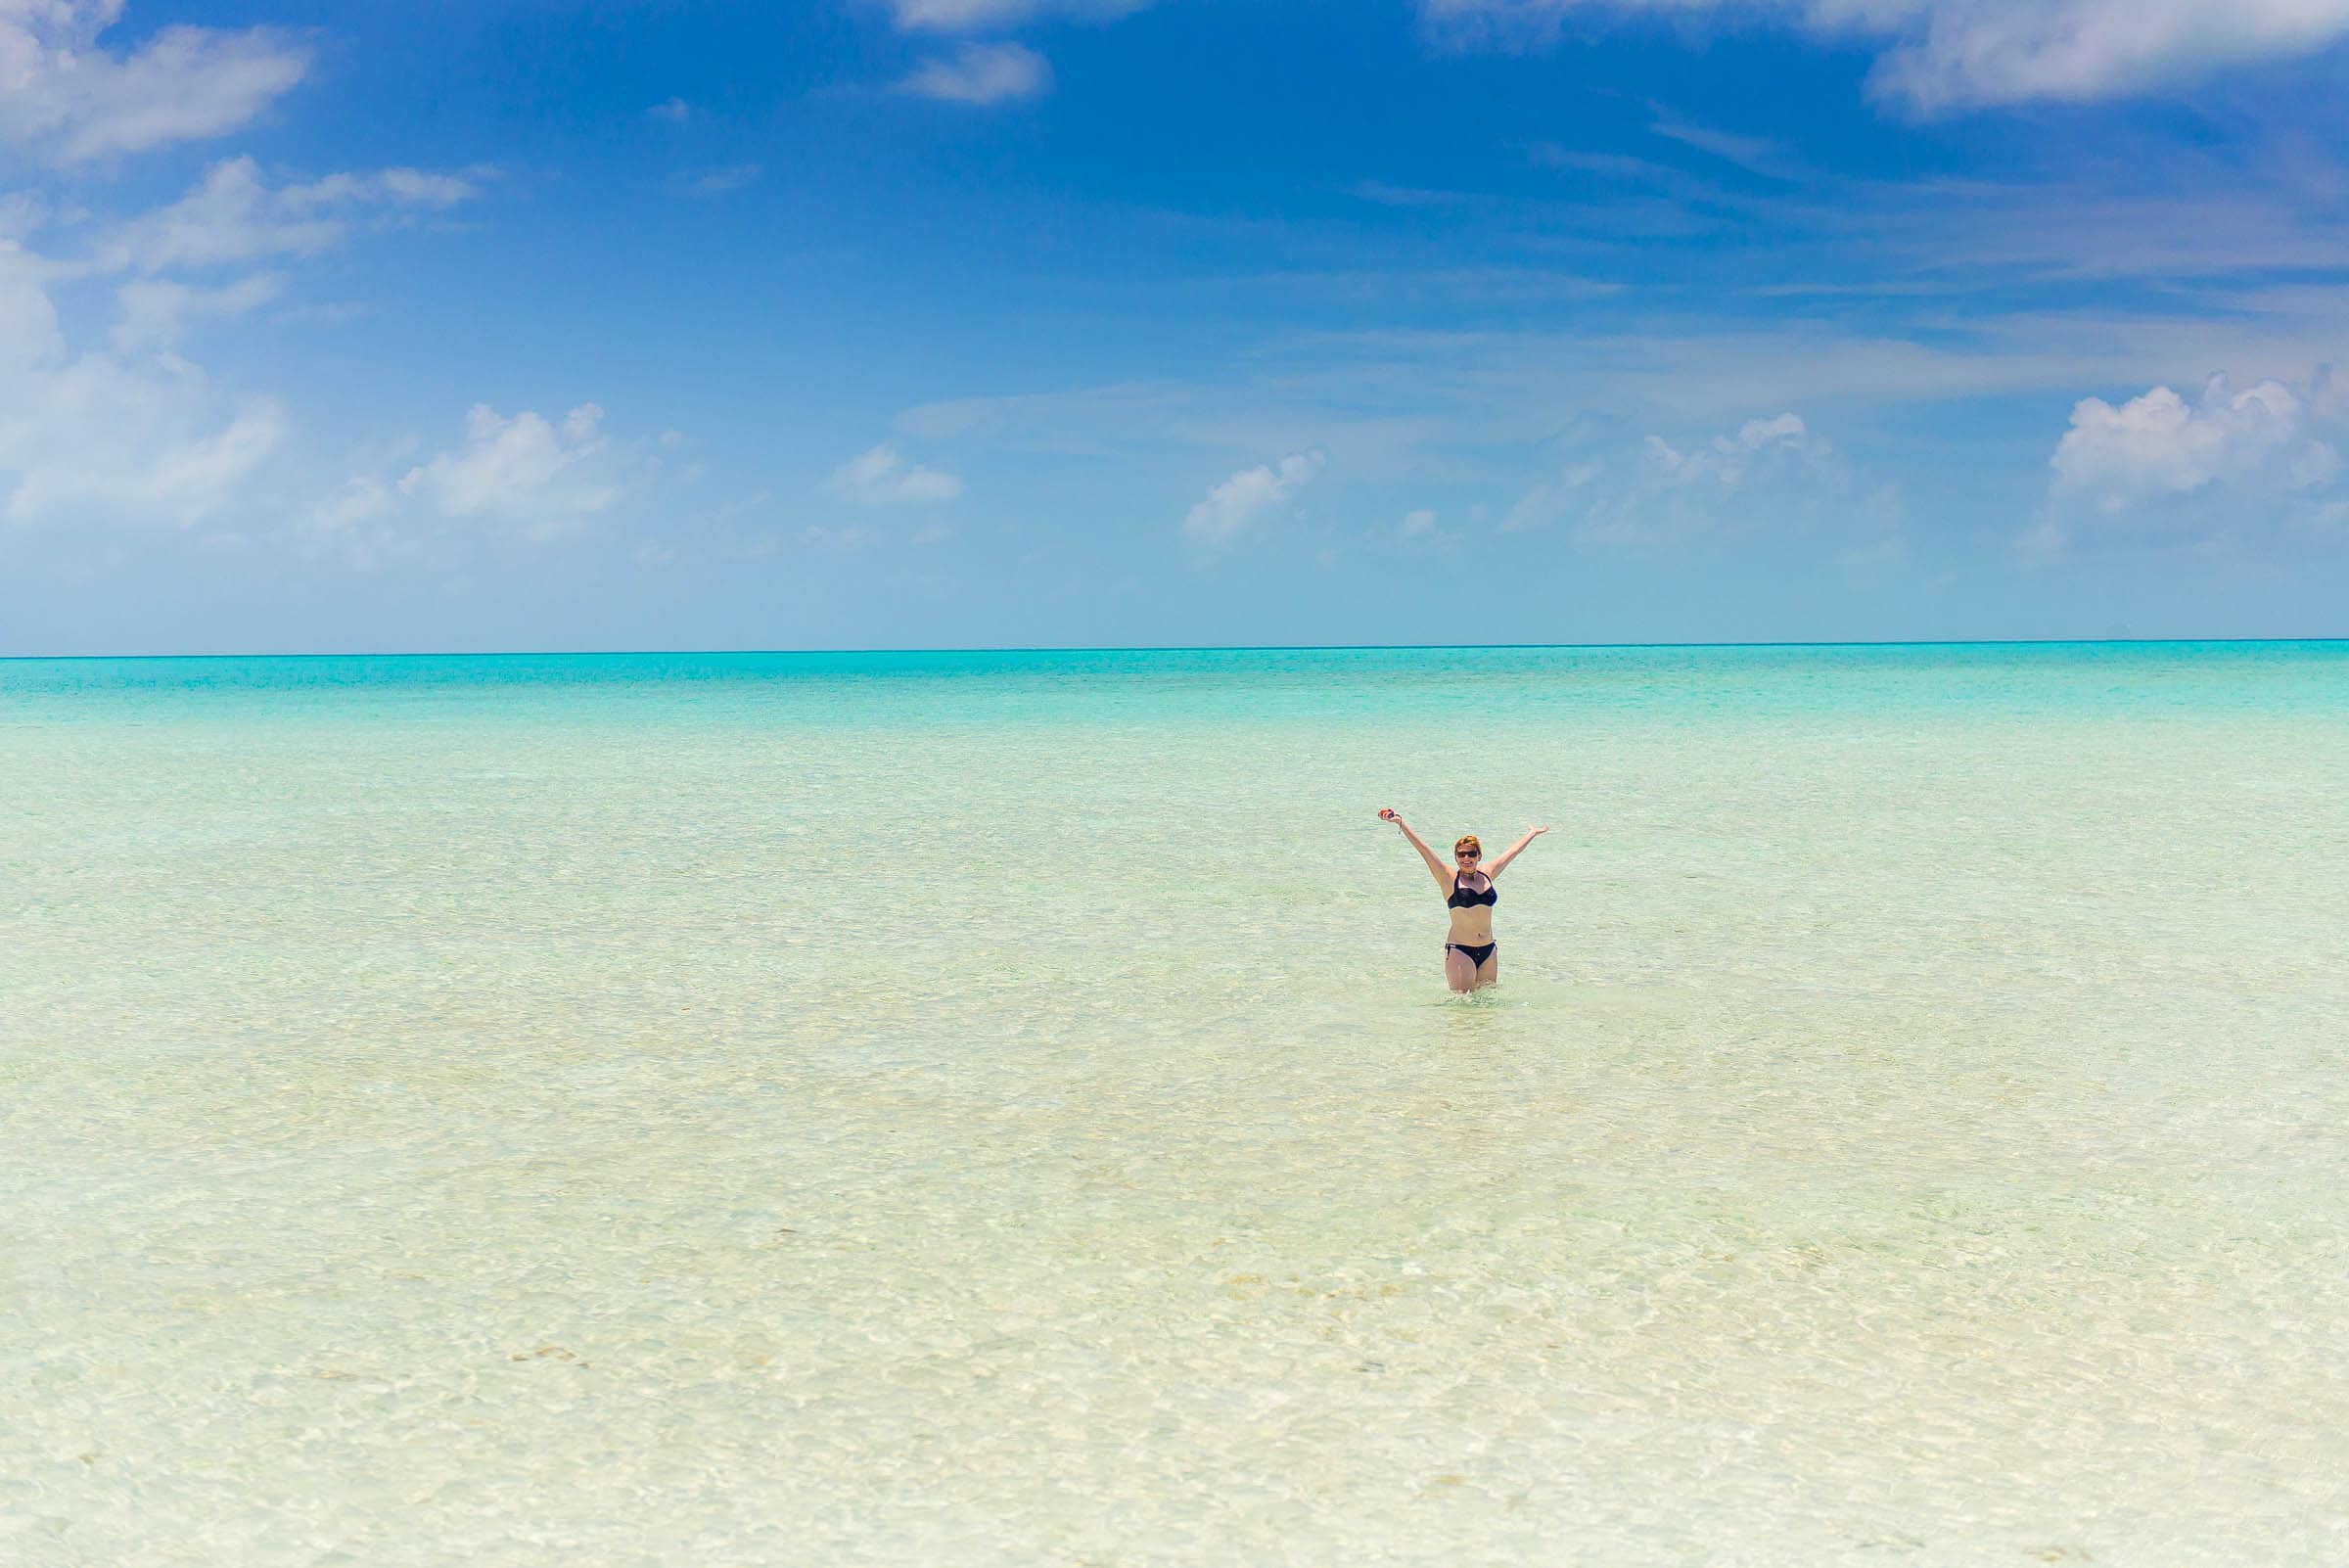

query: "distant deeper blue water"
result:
(5, 643), (2346, 1567)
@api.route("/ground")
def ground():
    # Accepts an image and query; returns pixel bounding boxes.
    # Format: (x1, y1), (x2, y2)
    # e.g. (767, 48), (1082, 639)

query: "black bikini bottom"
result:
(1447, 941), (1497, 968)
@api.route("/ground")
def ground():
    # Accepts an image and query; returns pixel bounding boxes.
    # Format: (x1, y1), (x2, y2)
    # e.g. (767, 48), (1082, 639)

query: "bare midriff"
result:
(1447, 876), (1495, 945)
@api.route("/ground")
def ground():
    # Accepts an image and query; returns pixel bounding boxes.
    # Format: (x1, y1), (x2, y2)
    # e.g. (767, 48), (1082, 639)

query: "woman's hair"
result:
(1454, 834), (1483, 858)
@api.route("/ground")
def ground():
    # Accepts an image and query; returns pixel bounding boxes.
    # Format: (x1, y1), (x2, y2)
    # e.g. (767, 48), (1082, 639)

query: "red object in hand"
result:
(1378, 808), (1396, 820)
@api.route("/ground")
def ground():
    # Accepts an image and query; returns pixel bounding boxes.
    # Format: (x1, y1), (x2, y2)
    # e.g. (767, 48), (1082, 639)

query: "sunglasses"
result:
(1455, 851), (1480, 860)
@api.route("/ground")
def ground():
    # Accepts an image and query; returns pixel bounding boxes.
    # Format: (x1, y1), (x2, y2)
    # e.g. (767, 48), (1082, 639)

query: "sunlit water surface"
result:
(5, 645), (2347, 1566)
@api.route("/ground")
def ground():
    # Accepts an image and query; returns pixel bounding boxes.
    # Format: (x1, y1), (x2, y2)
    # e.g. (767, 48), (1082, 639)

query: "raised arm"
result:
(1377, 808), (1453, 892)
(1487, 825), (1549, 877)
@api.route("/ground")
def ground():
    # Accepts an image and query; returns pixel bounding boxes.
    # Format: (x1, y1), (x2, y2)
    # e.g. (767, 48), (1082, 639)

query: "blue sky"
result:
(4, 0), (2349, 653)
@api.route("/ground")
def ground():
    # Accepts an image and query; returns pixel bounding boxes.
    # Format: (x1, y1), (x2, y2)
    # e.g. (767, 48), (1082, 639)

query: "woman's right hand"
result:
(1377, 807), (1398, 822)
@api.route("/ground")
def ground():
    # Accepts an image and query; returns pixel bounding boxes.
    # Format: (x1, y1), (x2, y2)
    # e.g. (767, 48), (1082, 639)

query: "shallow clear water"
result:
(5, 644), (2347, 1567)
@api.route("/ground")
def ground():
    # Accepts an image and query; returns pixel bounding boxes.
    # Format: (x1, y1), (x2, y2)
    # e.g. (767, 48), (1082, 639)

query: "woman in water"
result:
(1377, 810), (1548, 992)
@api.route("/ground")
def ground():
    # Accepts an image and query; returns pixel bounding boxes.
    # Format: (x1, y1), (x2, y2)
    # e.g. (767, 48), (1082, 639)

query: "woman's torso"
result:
(1445, 871), (1496, 943)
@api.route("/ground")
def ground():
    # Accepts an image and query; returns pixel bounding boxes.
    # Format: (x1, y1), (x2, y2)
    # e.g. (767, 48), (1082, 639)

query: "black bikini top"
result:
(1448, 874), (1497, 909)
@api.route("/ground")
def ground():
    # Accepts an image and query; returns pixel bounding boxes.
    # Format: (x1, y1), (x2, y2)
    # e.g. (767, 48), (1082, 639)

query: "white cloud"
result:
(897, 42), (1052, 104)
(0, 243), (285, 528)
(1647, 411), (1815, 488)
(1603, 411), (1882, 548)
(1498, 413), (1872, 551)
(104, 157), (484, 273)
(371, 169), (477, 207)
(829, 443), (964, 504)
(1418, 0), (2349, 112)
(4, 379), (284, 527)
(1181, 450), (1324, 548)
(310, 475), (395, 531)
(0, 75), (497, 552)
(295, 475), (407, 567)
(648, 97), (691, 122)
(1646, 105), (1792, 174)
(111, 271), (279, 353)
(1866, 0), (2349, 113)
(0, 0), (310, 162)
(0, 192), (51, 241)
(398, 403), (621, 535)
(0, 244), (63, 368)
(884, 0), (1148, 31)
(679, 163), (763, 196)
(1400, 507), (1438, 535)
(1499, 459), (1599, 531)
(2050, 374), (2339, 512)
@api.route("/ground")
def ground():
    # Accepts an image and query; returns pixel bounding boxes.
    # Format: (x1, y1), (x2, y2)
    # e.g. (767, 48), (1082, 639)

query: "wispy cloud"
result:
(0, 0), (310, 163)
(648, 97), (691, 122)
(1, 380), (287, 528)
(1500, 460), (1601, 532)
(678, 164), (763, 197)
(829, 444), (964, 504)
(897, 41), (1052, 104)
(0, 245), (286, 529)
(1243, 264), (1625, 306)
(1419, 0), (2349, 114)
(398, 404), (622, 536)
(883, 0), (1149, 32)
(111, 271), (281, 353)
(0, 135), (488, 544)
(1646, 106), (1796, 178)
(308, 401), (659, 562)
(1498, 411), (1891, 554)
(1528, 144), (1680, 184)
(102, 157), (484, 273)
(1353, 179), (1475, 208)
(1181, 451), (1324, 549)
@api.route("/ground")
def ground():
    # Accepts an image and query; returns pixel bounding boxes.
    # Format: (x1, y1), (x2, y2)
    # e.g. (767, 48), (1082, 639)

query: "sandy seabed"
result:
(6, 645), (2346, 1566)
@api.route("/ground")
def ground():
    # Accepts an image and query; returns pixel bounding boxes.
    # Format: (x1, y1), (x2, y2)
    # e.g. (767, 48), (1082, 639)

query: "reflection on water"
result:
(3, 645), (2347, 1566)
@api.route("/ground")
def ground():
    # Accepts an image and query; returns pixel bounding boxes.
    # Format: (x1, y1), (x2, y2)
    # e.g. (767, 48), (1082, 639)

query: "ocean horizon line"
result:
(8, 634), (2349, 664)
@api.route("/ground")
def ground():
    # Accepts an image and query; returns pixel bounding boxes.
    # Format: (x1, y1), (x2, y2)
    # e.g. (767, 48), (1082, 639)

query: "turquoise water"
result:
(5, 643), (2347, 1566)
